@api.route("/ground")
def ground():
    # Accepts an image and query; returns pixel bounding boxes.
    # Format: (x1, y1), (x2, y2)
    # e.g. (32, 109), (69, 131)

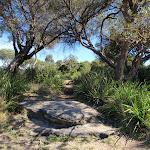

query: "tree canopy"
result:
(0, 49), (14, 66)
(0, 0), (67, 73)
(45, 54), (54, 64)
(0, 0), (149, 80)
(55, 0), (150, 80)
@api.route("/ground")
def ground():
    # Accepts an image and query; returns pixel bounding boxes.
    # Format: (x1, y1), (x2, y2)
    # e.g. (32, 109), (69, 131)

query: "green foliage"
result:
(56, 60), (63, 68)
(0, 70), (28, 102)
(91, 59), (106, 71)
(46, 135), (72, 143)
(25, 67), (37, 82)
(63, 55), (79, 70)
(61, 61), (91, 80)
(138, 65), (150, 84)
(0, 49), (14, 60)
(70, 71), (81, 80)
(103, 40), (121, 63)
(58, 64), (70, 74)
(0, 49), (14, 66)
(74, 67), (150, 135)
(101, 82), (150, 135)
(73, 68), (114, 104)
(78, 61), (91, 73)
(60, 72), (71, 80)
(45, 54), (54, 64)
(25, 66), (63, 92)
(0, 69), (28, 112)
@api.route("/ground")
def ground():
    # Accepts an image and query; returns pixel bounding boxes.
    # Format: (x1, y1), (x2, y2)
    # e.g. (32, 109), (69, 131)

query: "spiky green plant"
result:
(101, 82), (150, 135)
(73, 69), (114, 104)
(0, 69), (28, 112)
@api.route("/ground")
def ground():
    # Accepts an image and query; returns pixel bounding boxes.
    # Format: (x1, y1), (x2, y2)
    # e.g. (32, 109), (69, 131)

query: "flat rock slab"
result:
(26, 119), (118, 138)
(20, 100), (101, 126)
(20, 100), (118, 138)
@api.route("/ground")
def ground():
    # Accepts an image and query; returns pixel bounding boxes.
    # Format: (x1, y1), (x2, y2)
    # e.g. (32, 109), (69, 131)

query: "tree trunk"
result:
(7, 53), (27, 74)
(115, 40), (129, 81)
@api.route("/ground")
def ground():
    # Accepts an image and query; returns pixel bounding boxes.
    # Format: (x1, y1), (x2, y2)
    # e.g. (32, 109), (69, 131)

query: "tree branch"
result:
(79, 30), (116, 69)
(100, 10), (120, 51)
(27, 31), (65, 59)
(0, 0), (9, 14)
(141, 54), (150, 64)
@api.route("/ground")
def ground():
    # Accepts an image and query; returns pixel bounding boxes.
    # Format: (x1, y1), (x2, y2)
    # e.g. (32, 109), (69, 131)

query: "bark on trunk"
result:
(7, 53), (27, 74)
(115, 40), (129, 81)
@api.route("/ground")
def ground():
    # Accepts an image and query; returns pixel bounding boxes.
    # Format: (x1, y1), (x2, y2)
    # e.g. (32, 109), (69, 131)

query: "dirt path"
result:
(0, 80), (149, 150)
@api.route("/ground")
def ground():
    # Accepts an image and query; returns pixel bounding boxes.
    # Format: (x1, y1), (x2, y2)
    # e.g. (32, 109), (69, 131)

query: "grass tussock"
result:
(101, 82), (150, 135)
(0, 69), (29, 128)
(73, 69), (114, 105)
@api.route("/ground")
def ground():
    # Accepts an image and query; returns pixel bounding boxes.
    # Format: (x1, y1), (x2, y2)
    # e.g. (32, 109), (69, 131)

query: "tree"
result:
(0, 49), (39, 68)
(0, 49), (14, 66)
(0, 0), (9, 14)
(45, 54), (54, 64)
(57, 0), (150, 80)
(0, 0), (66, 73)
(63, 55), (79, 70)
(78, 61), (91, 73)
(58, 64), (70, 74)
(56, 60), (63, 68)
(102, 2), (150, 80)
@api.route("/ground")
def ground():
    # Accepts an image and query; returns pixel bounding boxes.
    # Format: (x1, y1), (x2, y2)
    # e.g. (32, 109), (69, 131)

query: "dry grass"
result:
(24, 83), (62, 99)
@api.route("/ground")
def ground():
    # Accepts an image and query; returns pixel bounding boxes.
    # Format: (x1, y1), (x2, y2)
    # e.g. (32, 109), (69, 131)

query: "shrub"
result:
(25, 67), (39, 82)
(138, 65), (150, 84)
(0, 69), (28, 112)
(73, 69), (114, 105)
(73, 67), (150, 136)
(78, 61), (91, 73)
(37, 84), (51, 96)
(25, 66), (63, 92)
(101, 81), (150, 135)
(0, 70), (28, 103)
(71, 71), (81, 80)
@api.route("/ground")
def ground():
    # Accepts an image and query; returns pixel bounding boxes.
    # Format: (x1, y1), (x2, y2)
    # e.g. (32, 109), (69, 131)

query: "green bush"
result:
(78, 61), (91, 73)
(71, 71), (81, 80)
(138, 65), (150, 84)
(0, 70), (28, 102)
(25, 67), (39, 82)
(101, 81), (150, 135)
(73, 69), (114, 105)
(25, 66), (63, 92)
(73, 68), (150, 136)
(60, 72), (72, 80)
(0, 69), (28, 112)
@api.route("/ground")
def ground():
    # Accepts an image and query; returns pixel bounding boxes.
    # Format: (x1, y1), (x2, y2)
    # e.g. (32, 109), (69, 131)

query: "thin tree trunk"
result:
(115, 40), (129, 81)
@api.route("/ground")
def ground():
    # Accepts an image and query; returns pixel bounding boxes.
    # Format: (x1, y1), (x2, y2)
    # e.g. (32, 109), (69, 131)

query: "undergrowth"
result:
(73, 69), (114, 105)
(101, 82), (150, 136)
(73, 70), (150, 137)
(25, 67), (63, 94)
(0, 69), (28, 129)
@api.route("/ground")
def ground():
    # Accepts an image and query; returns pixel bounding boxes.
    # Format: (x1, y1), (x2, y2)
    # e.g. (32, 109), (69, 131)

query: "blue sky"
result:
(0, 33), (97, 64)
